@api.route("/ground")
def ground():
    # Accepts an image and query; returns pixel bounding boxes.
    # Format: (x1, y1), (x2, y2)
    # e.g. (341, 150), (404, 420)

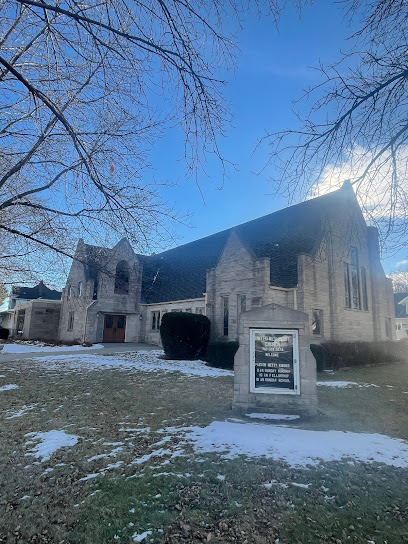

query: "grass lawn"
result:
(0, 351), (407, 544)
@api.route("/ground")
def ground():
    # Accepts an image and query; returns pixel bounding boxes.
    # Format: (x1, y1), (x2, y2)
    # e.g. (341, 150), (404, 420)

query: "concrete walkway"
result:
(0, 342), (159, 363)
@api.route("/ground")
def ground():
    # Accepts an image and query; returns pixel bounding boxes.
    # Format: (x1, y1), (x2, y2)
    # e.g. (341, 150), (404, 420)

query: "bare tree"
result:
(390, 263), (408, 293)
(0, 0), (283, 285)
(264, 0), (408, 254)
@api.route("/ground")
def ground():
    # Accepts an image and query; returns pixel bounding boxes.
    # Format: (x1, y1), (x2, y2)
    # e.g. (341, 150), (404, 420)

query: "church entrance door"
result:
(103, 314), (126, 342)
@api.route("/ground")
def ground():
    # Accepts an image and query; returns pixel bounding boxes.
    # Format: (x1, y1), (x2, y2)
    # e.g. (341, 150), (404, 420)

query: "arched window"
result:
(114, 260), (129, 294)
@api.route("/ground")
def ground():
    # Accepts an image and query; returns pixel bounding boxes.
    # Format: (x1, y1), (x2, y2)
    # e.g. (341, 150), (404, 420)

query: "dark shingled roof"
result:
(140, 184), (355, 304)
(394, 293), (408, 318)
(11, 281), (61, 301)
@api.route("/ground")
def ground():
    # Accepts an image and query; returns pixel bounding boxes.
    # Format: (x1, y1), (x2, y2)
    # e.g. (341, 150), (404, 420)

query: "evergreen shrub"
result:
(204, 341), (239, 369)
(160, 312), (210, 360)
(321, 340), (407, 369)
(0, 326), (9, 340)
(310, 343), (325, 372)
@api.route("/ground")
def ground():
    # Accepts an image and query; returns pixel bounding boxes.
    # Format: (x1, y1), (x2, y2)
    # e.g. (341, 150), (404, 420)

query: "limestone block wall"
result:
(14, 300), (61, 341)
(59, 239), (142, 343)
(296, 200), (393, 342)
(141, 298), (205, 346)
(206, 231), (271, 341)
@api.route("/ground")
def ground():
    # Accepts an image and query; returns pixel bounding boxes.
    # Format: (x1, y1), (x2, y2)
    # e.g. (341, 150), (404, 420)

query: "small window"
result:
(239, 295), (246, 313)
(78, 281), (82, 297)
(251, 297), (262, 307)
(195, 307), (204, 314)
(114, 260), (129, 294)
(67, 285), (72, 299)
(68, 311), (74, 331)
(185, 308), (192, 313)
(312, 309), (323, 335)
(151, 311), (160, 330)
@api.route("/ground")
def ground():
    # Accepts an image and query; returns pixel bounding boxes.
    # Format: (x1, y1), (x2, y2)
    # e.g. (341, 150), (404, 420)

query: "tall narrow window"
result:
(114, 260), (129, 294)
(67, 285), (72, 299)
(222, 296), (229, 336)
(68, 311), (74, 331)
(239, 294), (246, 313)
(312, 310), (323, 335)
(350, 247), (361, 309)
(92, 279), (98, 300)
(385, 317), (392, 339)
(361, 268), (368, 311)
(151, 311), (160, 330)
(78, 281), (82, 297)
(344, 263), (351, 308)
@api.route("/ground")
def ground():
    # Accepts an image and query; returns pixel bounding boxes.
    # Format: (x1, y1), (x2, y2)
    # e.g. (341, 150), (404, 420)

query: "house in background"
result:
(59, 181), (395, 345)
(394, 293), (408, 340)
(1, 281), (62, 339)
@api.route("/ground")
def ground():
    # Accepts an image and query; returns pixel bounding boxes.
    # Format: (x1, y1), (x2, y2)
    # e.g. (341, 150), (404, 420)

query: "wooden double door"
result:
(103, 314), (126, 343)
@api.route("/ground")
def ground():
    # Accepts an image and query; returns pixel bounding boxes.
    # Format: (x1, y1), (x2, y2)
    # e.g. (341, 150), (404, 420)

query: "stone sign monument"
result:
(233, 304), (318, 416)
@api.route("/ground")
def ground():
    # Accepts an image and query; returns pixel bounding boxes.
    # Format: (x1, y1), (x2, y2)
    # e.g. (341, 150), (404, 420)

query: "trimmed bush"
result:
(0, 326), (9, 340)
(310, 343), (325, 372)
(204, 341), (239, 369)
(321, 340), (408, 370)
(160, 312), (210, 360)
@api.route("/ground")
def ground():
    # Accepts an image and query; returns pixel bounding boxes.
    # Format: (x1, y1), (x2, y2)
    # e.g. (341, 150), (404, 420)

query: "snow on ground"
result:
(25, 430), (79, 461)
(132, 530), (152, 542)
(0, 384), (19, 392)
(316, 381), (379, 388)
(246, 413), (300, 421)
(174, 421), (408, 468)
(1, 343), (104, 354)
(30, 350), (233, 377)
(6, 404), (37, 419)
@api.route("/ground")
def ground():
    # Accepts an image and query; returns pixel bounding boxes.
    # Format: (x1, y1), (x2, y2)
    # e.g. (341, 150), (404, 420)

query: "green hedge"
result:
(160, 312), (210, 360)
(320, 340), (407, 370)
(204, 341), (239, 369)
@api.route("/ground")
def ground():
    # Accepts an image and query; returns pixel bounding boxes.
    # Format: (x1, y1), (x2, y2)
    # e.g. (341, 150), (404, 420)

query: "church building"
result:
(58, 182), (395, 345)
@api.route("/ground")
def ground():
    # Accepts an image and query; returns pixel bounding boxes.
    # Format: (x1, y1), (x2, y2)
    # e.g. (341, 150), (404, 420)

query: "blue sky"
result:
(146, 1), (405, 274)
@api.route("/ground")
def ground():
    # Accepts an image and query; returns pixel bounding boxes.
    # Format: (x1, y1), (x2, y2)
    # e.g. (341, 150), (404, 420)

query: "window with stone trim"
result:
(151, 311), (160, 330)
(344, 248), (368, 311)
(222, 296), (229, 336)
(78, 281), (82, 297)
(385, 317), (392, 339)
(114, 260), (130, 294)
(312, 309), (323, 335)
(68, 311), (74, 331)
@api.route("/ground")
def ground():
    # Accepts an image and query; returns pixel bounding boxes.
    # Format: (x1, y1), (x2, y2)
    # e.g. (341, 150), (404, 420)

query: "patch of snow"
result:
(2, 343), (104, 354)
(132, 530), (152, 542)
(263, 480), (289, 489)
(119, 427), (150, 433)
(317, 381), (378, 388)
(174, 421), (408, 468)
(246, 413), (300, 421)
(0, 384), (19, 392)
(80, 472), (100, 481)
(216, 474), (225, 481)
(30, 350), (233, 377)
(6, 404), (37, 418)
(291, 482), (311, 489)
(87, 447), (123, 462)
(25, 430), (78, 461)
